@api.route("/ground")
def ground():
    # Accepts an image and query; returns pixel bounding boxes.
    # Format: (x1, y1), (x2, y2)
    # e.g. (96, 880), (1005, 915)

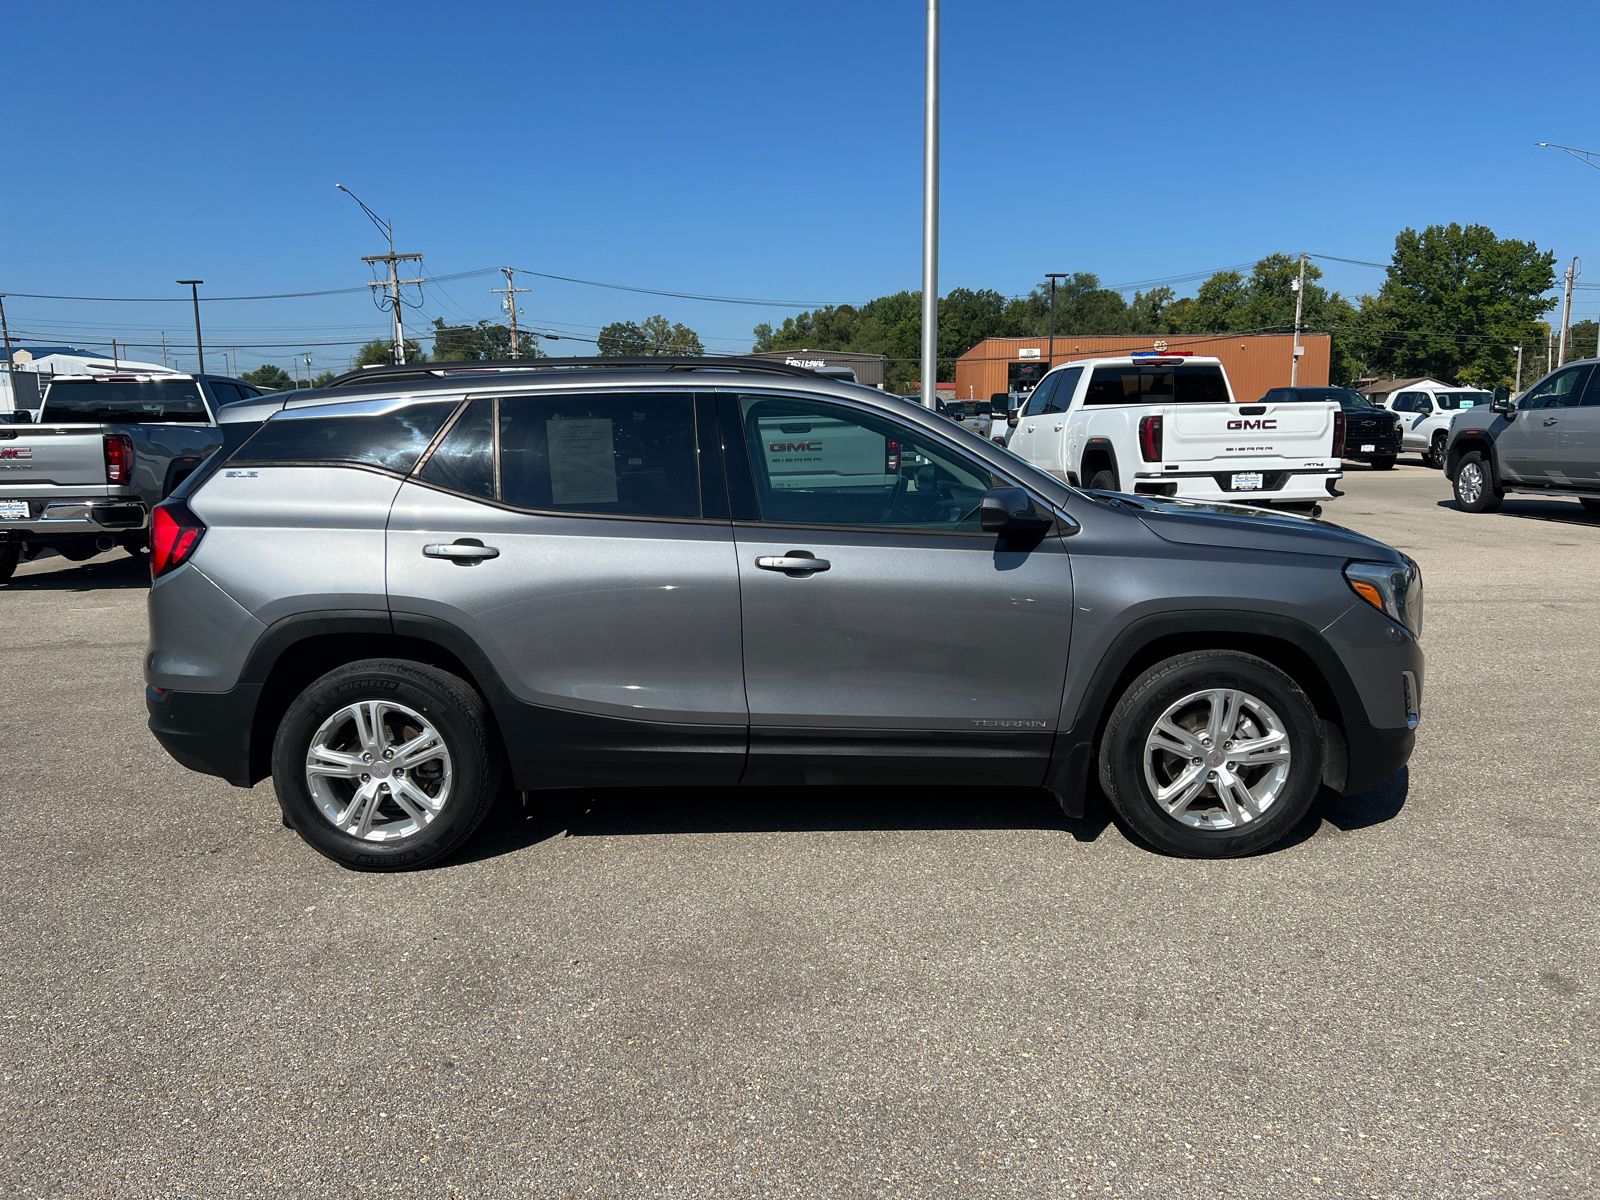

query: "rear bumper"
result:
(0, 498), (148, 537)
(1132, 469), (1343, 505)
(146, 683), (261, 787)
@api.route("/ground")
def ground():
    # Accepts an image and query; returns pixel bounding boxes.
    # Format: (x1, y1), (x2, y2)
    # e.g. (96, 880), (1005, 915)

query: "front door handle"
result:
(424, 539), (500, 563)
(1052, 422), (1065, 431)
(756, 552), (831, 576)
(1026, 423), (1036, 432)
(1544, 417), (1560, 426)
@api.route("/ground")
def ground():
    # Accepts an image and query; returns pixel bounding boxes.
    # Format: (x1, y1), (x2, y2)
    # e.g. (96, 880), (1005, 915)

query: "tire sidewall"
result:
(272, 662), (496, 870)
(1453, 452), (1500, 512)
(1100, 653), (1322, 858)
(1089, 469), (1118, 491)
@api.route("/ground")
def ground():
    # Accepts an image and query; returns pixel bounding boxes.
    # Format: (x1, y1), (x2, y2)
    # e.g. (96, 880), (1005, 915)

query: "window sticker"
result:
(547, 418), (618, 504)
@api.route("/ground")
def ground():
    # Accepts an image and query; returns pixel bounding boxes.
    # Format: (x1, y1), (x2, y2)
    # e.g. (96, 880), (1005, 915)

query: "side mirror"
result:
(1491, 396), (1516, 414)
(980, 487), (1053, 535)
(1007, 414), (1020, 427)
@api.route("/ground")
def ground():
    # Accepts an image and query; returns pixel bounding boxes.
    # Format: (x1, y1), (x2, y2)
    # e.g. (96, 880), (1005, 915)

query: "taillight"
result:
(149, 499), (206, 580)
(1332, 410), (1347, 457)
(1138, 414), (1163, 462)
(104, 433), (133, 483)
(886, 439), (901, 475)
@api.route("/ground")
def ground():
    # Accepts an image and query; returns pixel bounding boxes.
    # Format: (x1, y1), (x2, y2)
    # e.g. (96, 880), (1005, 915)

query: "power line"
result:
(506, 266), (838, 308)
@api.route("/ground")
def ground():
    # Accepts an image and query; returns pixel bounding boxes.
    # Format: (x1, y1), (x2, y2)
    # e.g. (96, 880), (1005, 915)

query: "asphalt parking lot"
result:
(1, 460), (1595, 1200)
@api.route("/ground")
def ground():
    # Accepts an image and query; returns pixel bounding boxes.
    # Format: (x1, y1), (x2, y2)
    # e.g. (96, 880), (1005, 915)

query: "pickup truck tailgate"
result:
(1166, 402), (1336, 467)
(0, 427), (110, 488)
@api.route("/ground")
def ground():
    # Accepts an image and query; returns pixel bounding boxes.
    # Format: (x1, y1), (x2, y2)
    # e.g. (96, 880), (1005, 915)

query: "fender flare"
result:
(1079, 438), (1120, 489)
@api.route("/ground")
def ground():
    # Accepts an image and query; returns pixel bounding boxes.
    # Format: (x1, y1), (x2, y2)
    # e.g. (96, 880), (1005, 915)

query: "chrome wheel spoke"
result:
(1151, 718), (1203, 757)
(1158, 767), (1209, 816)
(351, 701), (387, 756)
(390, 777), (442, 822)
(335, 779), (384, 836)
(391, 729), (445, 770)
(1143, 685), (1290, 831)
(1216, 772), (1261, 824)
(1232, 732), (1289, 764)
(306, 746), (364, 778)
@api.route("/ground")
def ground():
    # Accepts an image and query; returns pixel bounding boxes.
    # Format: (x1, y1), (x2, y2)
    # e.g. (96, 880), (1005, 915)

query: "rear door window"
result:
(417, 398), (495, 499)
(496, 391), (700, 519)
(41, 379), (211, 424)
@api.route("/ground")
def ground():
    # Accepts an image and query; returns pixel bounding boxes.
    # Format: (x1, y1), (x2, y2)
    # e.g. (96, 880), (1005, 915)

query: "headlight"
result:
(1345, 556), (1423, 638)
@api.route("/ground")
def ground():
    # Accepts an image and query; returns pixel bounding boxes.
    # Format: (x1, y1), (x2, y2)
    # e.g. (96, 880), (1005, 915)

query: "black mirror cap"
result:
(980, 487), (1053, 535)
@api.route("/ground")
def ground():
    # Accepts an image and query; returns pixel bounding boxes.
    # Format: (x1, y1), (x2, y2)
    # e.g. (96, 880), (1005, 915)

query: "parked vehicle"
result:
(0, 372), (268, 581)
(145, 355), (1420, 870)
(1258, 386), (1402, 470)
(1445, 359), (1600, 513)
(1006, 354), (1343, 510)
(1380, 385), (1494, 467)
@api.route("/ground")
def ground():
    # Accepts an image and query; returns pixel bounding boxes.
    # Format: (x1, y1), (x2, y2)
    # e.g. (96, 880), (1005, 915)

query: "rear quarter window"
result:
(230, 401), (457, 473)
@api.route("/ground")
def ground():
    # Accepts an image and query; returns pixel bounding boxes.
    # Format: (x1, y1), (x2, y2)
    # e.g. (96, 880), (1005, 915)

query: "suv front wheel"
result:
(272, 659), (502, 871)
(1452, 451), (1503, 512)
(1098, 651), (1323, 857)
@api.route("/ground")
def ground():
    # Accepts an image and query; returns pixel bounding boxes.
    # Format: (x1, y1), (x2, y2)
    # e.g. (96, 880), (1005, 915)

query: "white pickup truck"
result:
(1003, 354), (1344, 510)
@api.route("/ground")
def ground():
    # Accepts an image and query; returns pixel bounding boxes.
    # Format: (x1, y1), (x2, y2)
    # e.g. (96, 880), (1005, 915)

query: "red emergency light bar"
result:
(1129, 351), (1193, 359)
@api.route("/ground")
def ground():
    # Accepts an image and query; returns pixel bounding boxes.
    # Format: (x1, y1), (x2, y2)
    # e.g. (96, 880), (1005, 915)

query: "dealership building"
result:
(954, 333), (1331, 402)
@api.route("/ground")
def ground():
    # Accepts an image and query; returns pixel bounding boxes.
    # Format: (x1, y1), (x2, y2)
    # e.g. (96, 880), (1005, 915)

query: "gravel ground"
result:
(0, 460), (1595, 1199)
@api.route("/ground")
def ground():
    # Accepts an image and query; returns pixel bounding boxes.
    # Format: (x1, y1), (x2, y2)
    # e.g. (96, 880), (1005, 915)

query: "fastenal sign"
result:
(785, 357), (827, 369)
(1017, 348), (1041, 359)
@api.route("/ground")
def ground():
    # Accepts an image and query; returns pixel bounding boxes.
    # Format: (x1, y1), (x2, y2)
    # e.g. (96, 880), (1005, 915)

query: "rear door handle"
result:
(424, 540), (499, 562)
(1544, 417), (1560, 426)
(756, 553), (831, 575)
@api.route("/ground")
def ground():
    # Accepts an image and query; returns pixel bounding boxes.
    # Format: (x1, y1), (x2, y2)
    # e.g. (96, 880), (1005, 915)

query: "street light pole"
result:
(1290, 253), (1307, 385)
(1559, 257), (1577, 368)
(1045, 274), (1069, 369)
(1515, 343), (1523, 394)
(177, 280), (205, 374)
(920, 0), (939, 408)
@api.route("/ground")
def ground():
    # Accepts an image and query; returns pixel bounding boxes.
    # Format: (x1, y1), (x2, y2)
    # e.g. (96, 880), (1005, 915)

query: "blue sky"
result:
(3, 0), (1598, 375)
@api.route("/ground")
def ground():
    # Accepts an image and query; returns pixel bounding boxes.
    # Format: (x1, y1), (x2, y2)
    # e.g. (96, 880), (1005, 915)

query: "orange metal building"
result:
(954, 333), (1331, 403)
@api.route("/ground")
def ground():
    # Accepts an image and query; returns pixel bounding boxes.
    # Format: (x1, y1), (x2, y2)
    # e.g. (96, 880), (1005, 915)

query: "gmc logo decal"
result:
(770, 441), (822, 452)
(1226, 419), (1277, 430)
(0, 447), (31, 459)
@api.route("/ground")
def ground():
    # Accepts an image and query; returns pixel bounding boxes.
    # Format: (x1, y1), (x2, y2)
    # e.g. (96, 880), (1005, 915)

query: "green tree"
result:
(1354, 224), (1556, 386)
(353, 338), (424, 369)
(1566, 319), (1596, 362)
(431, 318), (544, 361)
(241, 364), (294, 391)
(598, 314), (704, 356)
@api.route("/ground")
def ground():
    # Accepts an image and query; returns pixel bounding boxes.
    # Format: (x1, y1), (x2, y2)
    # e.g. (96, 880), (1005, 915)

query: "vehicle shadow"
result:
(6, 550), (150, 591)
(1435, 498), (1600, 526)
(1316, 766), (1409, 833)
(453, 784), (1114, 865)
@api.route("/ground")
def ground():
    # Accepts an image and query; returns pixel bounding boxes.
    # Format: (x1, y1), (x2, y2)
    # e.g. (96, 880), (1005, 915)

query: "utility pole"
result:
(111, 339), (119, 369)
(0, 294), (14, 384)
(1290, 253), (1308, 386)
(305, 354), (314, 386)
(1515, 343), (1523, 394)
(1045, 273), (1069, 368)
(920, 0), (939, 408)
(159, 331), (169, 369)
(177, 280), (205, 374)
(338, 185), (423, 365)
(492, 267), (532, 357)
(1549, 329), (1554, 374)
(1558, 257), (1578, 368)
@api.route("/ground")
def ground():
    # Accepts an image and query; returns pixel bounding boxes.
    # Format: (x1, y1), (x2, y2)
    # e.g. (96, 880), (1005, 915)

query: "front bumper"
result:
(1131, 468), (1343, 505)
(0, 498), (148, 538)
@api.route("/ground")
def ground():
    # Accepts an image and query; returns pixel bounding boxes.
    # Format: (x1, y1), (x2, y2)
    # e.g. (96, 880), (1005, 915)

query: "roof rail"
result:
(323, 355), (826, 389)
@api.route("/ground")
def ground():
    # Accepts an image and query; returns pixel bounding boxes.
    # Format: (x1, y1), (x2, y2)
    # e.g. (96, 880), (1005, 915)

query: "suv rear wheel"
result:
(1453, 451), (1502, 512)
(1098, 651), (1323, 857)
(272, 659), (502, 871)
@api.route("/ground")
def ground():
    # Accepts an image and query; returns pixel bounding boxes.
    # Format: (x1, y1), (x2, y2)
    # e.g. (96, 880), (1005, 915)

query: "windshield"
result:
(1276, 387), (1375, 410)
(41, 379), (209, 424)
(1436, 391), (1492, 411)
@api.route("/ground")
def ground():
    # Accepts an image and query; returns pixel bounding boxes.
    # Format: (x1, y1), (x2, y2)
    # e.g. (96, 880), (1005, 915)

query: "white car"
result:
(1004, 354), (1344, 510)
(1382, 385), (1494, 468)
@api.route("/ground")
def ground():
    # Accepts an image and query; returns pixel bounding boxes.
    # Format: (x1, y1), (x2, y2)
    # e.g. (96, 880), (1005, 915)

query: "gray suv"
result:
(145, 358), (1423, 869)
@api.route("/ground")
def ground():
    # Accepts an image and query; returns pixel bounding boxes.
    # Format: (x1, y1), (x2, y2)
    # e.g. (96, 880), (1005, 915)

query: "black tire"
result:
(1370, 454), (1397, 470)
(1581, 498), (1600, 513)
(1452, 450), (1502, 513)
(1098, 650), (1323, 858)
(272, 659), (502, 871)
(1422, 433), (1447, 469)
(0, 542), (19, 584)
(1088, 468), (1119, 491)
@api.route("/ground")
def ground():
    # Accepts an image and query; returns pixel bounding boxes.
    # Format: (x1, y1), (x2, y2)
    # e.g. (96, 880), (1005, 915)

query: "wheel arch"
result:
(1079, 438), (1120, 488)
(1046, 611), (1362, 814)
(240, 612), (513, 785)
(1444, 434), (1496, 484)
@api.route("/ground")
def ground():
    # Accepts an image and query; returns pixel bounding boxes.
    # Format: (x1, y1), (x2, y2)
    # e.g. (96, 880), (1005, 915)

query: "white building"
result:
(1, 349), (176, 411)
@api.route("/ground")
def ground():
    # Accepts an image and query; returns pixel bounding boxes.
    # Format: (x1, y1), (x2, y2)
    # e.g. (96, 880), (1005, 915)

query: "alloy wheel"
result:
(304, 700), (453, 841)
(1458, 461), (1484, 504)
(1142, 688), (1292, 830)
